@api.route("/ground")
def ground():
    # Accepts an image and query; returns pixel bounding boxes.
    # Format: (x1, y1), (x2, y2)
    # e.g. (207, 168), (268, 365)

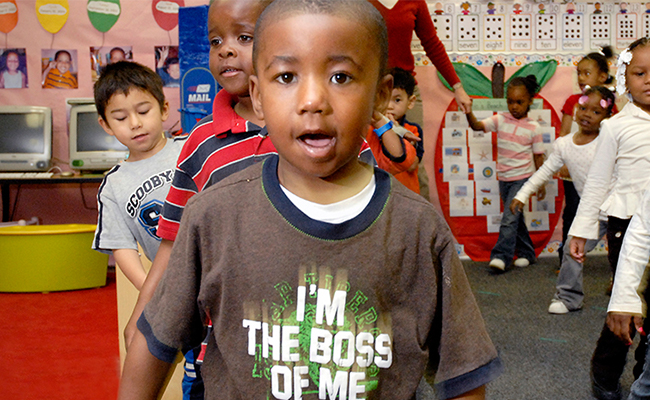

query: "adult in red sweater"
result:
(368, 0), (472, 113)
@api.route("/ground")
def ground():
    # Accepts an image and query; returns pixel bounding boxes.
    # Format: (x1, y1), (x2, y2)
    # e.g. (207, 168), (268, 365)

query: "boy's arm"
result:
(367, 112), (418, 175)
(371, 111), (406, 158)
(465, 112), (485, 132)
(113, 248), (147, 291)
(118, 328), (173, 400)
(124, 238), (173, 348)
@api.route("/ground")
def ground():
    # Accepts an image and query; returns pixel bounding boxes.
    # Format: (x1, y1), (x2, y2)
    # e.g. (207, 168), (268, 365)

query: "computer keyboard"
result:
(0, 172), (54, 179)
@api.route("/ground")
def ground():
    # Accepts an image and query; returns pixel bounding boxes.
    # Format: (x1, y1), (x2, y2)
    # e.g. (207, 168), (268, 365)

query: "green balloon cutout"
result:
(87, 0), (121, 32)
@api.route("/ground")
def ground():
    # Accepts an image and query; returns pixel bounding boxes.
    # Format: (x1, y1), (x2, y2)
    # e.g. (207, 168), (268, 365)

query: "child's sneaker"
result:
(548, 299), (570, 314)
(489, 258), (506, 271)
(513, 258), (530, 268)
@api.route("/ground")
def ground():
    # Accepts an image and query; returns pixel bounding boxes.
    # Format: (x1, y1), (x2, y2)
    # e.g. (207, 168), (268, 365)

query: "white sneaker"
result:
(548, 299), (570, 314)
(489, 259), (506, 271)
(514, 258), (530, 268)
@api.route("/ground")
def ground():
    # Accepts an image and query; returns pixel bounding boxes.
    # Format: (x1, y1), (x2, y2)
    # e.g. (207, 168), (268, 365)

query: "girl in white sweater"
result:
(511, 86), (615, 314)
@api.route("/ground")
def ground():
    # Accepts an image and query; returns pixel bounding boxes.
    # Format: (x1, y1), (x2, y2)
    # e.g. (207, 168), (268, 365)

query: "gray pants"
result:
(554, 220), (608, 310)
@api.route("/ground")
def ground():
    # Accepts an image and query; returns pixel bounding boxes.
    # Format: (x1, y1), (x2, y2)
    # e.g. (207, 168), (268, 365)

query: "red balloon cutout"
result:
(152, 0), (184, 31)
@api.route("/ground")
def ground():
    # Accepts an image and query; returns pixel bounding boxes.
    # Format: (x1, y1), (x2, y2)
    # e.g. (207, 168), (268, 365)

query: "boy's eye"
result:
(331, 73), (351, 85)
(275, 73), (295, 84)
(239, 35), (253, 43)
(210, 38), (222, 47)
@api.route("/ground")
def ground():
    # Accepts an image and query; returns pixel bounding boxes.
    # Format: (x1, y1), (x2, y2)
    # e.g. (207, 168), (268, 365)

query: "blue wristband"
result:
(373, 120), (394, 138)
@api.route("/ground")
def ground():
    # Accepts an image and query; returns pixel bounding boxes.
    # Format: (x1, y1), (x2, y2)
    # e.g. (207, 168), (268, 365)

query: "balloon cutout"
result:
(0, 1), (19, 34)
(152, 0), (184, 31)
(35, 0), (69, 34)
(87, 0), (121, 32)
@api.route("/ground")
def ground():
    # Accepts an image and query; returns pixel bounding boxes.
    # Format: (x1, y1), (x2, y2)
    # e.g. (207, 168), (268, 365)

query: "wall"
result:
(0, 0), (207, 224)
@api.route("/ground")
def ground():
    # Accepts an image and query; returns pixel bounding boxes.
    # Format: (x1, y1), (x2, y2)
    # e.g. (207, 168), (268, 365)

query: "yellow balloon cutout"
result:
(36, 0), (69, 34)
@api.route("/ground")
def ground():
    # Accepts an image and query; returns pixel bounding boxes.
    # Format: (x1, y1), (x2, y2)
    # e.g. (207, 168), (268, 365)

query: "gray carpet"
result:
(418, 255), (642, 400)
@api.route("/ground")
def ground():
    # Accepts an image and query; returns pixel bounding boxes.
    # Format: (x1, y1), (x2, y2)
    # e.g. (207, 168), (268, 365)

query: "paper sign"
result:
(476, 193), (500, 216)
(487, 213), (502, 233)
(36, 0), (69, 33)
(524, 211), (550, 231)
(443, 161), (469, 181)
(152, 0), (184, 31)
(475, 180), (499, 196)
(473, 161), (497, 181)
(445, 111), (469, 127)
(469, 143), (493, 163)
(442, 127), (467, 146)
(0, 0), (18, 33)
(87, 0), (120, 32)
(442, 145), (466, 161)
(449, 180), (475, 216)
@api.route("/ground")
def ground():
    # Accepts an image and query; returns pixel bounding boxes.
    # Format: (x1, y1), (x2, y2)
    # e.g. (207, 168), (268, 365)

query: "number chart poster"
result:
(434, 98), (563, 262)
(423, 1), (648, 53)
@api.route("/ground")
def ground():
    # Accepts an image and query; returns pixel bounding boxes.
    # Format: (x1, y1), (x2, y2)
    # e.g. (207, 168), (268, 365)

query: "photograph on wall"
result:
(41, 49), (78, 89)
(90, 46), (133, 82)
(0, 48), (28, 89)
(155, 46), (180, 88)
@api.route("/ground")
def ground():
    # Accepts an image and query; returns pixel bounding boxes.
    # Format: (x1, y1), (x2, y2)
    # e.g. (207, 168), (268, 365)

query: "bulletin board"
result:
(420, 1), (647, 54)
(434, 97), (563, 262)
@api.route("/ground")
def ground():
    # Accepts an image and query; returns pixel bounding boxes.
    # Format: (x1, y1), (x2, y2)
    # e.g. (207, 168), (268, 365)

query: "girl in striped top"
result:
(466, 75), (546, 272)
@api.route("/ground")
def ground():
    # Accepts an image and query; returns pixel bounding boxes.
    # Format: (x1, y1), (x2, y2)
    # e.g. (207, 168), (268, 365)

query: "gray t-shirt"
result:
(92, 137), (184, 261)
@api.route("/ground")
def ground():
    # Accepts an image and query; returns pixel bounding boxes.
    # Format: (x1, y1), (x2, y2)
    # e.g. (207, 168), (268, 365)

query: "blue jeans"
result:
(491, 179), (536, 266)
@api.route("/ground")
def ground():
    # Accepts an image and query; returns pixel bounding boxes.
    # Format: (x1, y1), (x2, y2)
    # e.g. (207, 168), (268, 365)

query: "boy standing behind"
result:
(119, 1), (501, 399)
(92, 61), (184, 290)
(386, 66), (425, 195)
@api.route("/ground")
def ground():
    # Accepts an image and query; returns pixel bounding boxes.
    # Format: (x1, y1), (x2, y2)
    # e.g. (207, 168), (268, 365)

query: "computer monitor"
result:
(0, 106), (52, 171)
(68, 104), (128, 171)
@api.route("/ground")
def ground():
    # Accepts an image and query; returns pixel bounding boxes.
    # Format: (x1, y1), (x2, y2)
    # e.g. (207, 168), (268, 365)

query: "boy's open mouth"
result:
(298, 132), (336, 157)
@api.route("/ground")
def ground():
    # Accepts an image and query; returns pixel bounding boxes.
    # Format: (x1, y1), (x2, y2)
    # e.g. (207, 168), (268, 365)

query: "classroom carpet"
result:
(0, 273), (120, 400)
(417, 254), (640, 400)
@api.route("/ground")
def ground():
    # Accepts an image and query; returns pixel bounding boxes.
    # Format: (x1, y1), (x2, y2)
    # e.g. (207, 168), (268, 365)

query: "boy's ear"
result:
(98, 116), (115, 137)
(161, 100), (170, 122)
(374, 74), (393, 115)
(249, 75), (265, 121)
(407, 94), (417, 110)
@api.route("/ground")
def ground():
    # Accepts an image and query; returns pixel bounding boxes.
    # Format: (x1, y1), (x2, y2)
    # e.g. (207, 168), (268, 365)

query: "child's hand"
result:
(569, 237), (587, 263)
(555, 165), (571, 180)
(401, 129), (421, 144)
(510, 199), (525, 214)
(371, 110), (390, 130)
(454, 85), (473, 114)
(537, 186), (546, 201)
(607, 312), (644, 345)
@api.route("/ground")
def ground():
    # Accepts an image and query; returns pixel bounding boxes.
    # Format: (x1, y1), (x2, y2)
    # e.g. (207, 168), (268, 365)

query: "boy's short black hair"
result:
(389, 67), (416, 97)
(94, 61), (165, 121)
(253, 0), (388, 76)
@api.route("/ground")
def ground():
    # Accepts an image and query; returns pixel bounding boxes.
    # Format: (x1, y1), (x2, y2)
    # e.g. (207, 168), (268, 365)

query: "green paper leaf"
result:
(438, 63), (493, 98)
(505, 60), (557, 91)
(87, 0), (121, 33)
